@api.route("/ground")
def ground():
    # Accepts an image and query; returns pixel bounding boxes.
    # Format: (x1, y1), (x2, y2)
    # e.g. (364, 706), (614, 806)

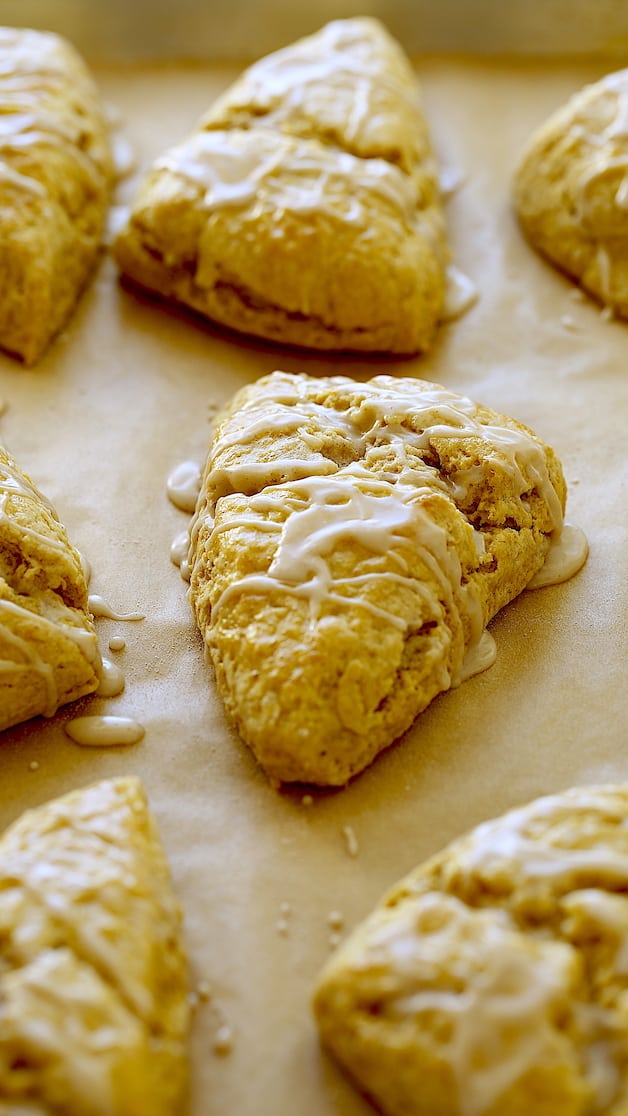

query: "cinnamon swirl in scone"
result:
(0, 445), (101, 731)
(514, 69), (628, 315)
(0, 777), (189, 1115)
(188, 371), (571, 786)
(113, 18), (449, 354)
(0, 26), (113, 364)
(314, 783), (628, 1116)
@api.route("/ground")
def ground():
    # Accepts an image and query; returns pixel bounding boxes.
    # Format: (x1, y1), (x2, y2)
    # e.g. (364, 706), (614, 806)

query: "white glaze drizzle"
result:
(367, 893), (589, 1116)
(440, 264), (479, 323)
(88, 595), (145, 621)
(192, 373), (567, 684)
(110, 132), (136, 180)
(0, 601), (56, 715)
(208, 454), (338, 494)
(239, 20), (414, 109)
(0, 29), (108, 194)
(204, 374), (563, 525)
(103, 99), (123, 127)
(166, 460), (202, 513)
(562, 888), (628, 976)
(64, 715), (145, 747)
(108, 635), (126, 652)
(599, 70), (628, 139)
(439, 164), (465, 199)
(0, 597), (101, 718)
(156, 128), (418, 228)
(171, 530), (191, 578)
(366, 785), (628, 1115)
(526, 523), (589, 589)
(0, 160), (46, 195)
(0, 453), (59, 521)
(96, 658), (125, 698)
(216, 17), (422, 150)
(211, 471), (477, 663)
(461, 789), (628, 883)
(78, 551), (92, 586)
(214, 398), (363, 454)
(105, 203), (130, 247)
(457, 629), (497, 684)
(0, 120), (102, 187)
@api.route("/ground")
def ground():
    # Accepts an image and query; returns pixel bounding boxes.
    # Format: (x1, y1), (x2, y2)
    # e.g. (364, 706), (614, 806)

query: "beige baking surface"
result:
(0, 55), (627, 1115)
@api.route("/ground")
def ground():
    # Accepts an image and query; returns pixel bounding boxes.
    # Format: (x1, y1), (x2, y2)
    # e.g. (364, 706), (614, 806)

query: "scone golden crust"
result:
(188, 371), (567, 786)
(514, 69), (628, 315)
(113, 18), (448, 354)
(0, 445), (101, 731)
(0, 777), (189, 1115)
(313, 784), (628, 1116)
(0, 26), (113, 364)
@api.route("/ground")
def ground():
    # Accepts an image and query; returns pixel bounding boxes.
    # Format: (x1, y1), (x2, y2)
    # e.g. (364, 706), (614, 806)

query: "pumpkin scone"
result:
(0, 445), (101, 732)
(314, 783), (628, 1116)
(188, 371), (572, 786)
(0, 26), (113, 364)
(514, 68), (628, 315)
(0, 776), (190, 1115)
(113, 18), (450, 354)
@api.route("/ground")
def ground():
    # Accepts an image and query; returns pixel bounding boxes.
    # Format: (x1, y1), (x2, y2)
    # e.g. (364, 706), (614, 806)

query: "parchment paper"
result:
(0, 56), (626, 1116)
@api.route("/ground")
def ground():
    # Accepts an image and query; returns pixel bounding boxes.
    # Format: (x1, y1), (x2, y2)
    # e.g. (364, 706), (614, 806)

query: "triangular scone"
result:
(188, 371), (567, 786)
(0, 445), (101, 731)
(514, 69), (628, 315)
(314, 784), (628, 1116)
(0, 777), (189, 1114)
(0, 27), (113, 364)
(114, 18), (449, 354)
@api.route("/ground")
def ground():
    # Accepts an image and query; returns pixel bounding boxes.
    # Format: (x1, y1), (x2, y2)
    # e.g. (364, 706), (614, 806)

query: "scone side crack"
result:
(119, 212), (436, 353)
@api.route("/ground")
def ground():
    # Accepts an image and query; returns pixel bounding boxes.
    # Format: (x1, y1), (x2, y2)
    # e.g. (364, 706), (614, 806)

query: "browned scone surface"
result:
(0, 445), (101, 731)
(0, 776), (189, 1115)
(0, 26), (113, 364)
(113, 18), (449, 354)
(188, 371), (566, 786)
(314, 783), (628, 1116)
(514, 68), (628, 316)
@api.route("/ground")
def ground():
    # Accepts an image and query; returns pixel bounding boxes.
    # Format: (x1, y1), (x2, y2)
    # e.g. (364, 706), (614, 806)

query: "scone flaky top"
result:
(0, 26), (113, 363)
(189, 372), (566, 785)
(201, 17), (436, 176)
(514, 67), (628, 315)
(114, 18), (449, 354)
(0, 776), (189, 1115)
(314, 784), (628, 1116)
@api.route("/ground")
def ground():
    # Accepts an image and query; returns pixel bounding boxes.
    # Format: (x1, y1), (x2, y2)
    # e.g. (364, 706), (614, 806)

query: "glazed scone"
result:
(114, 18), (449, 354)
(314, 783), (628, 1116)
(188, 371), (569, 786)
(0, 776), (189, 1115)
(0, 445), (101, 731)
(514, 69), (628, 315)
(0, 26), (113, 364)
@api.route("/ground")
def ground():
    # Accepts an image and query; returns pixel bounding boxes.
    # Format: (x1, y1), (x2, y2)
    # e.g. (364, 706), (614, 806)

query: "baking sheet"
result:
(0, 54), (627, 1116)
